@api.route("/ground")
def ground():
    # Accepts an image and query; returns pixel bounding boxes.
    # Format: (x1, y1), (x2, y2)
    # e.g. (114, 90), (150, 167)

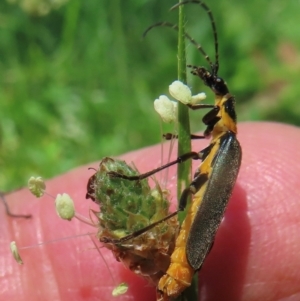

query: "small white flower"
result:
(154, 80), (206, 123)
(55, 193), (75, 221)
(10, 241), (23, 265)
(28, 176), (46, 198)
(190, 92), (207, 104)
(112, 282), (129, 297)
(154, 95), (177, 123)
(169, 80), (192, 104)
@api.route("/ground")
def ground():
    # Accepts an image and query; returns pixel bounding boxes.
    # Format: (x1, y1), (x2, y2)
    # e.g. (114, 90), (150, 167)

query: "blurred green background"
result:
(0, 0), (299, 191)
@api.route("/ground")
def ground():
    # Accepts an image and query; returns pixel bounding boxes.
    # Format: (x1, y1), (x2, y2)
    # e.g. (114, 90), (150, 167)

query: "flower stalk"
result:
(176, 3), (191, 224)
(176, 3), (198, 301)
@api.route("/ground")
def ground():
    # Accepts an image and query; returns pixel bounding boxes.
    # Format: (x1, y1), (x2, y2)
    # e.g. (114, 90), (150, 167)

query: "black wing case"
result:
(186, 131), (242, 270)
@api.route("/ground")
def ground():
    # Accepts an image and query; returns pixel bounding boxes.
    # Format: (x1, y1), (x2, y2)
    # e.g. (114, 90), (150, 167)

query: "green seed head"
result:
(87, 157), (178, 285)
(90, 158), (170, 234)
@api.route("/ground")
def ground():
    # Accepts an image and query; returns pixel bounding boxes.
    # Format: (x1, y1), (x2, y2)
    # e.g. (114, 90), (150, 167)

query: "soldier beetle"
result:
(101, 1), (242, 300)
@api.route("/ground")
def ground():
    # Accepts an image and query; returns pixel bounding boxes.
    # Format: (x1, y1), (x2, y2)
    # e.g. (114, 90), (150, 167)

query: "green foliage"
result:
(1, 0), (299, 190)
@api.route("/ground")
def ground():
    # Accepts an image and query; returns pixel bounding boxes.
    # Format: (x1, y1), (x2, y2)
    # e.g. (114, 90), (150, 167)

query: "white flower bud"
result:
(28, 176), (46, 198)
(112, 282), (129, 296)
(55, 193), (75, 221)
(10, 241), (23, 265)
(190, 92), (207, 104)
(169, 80), (192, 104)
(154, 95), (177, 123)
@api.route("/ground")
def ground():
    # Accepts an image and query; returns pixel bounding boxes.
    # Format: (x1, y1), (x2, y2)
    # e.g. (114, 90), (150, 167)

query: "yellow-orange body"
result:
(158, 93), (238, 299)
(157, 165), (209, 298)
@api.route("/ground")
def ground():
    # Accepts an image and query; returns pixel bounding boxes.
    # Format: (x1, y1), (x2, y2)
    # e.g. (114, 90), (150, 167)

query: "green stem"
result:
(60, 0), (82, 55)
(176, 2), (198, 301)
(177, 0), (191, 223)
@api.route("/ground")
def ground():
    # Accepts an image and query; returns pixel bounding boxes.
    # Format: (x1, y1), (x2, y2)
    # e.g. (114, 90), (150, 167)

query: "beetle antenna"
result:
(171, 1), (219, 74)
(143, 1), (219, 75)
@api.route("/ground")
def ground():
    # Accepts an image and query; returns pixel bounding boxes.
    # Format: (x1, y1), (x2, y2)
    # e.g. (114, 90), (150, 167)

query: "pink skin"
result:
(1, 122), (300, 301)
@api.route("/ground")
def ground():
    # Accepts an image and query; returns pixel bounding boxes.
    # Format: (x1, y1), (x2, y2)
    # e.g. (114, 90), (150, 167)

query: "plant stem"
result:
(176, 2), (198, 301)
(177, 0), (191, 224)
(60, 0), (82, 55)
